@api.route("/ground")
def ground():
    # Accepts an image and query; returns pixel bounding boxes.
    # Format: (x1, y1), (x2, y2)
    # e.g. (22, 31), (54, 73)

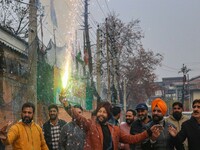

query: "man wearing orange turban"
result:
(141, 98), (184, 149)
(151, 98), (168, 116)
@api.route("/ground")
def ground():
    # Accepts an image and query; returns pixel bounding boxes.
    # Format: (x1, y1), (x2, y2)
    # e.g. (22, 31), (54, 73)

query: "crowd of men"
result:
(0, 97), (199, 150)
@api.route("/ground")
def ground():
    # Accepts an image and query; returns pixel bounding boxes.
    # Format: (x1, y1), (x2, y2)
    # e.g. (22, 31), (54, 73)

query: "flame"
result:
(62, 47), (72, 89)
(62, 52), (71, 89)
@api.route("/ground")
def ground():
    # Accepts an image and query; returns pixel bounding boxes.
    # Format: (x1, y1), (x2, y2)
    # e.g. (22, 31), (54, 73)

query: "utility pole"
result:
(84, 0), (92, 79)
(84, 0), (101, 102)
(53, 28), (57, 66)
(179, 64), (191, 107)
(106, 18), (111, 102)
(40, 8), (44, 53)
(123, 79), (127, 112)
(83, 31), (86, 76)
(0, 45), (4, 105)
(111, 23), (119, 104)
(84, 0), (101, 104)
(96, 25), (101, 96)
(75, 30), (79, 75)
(28, 0), (38, 121)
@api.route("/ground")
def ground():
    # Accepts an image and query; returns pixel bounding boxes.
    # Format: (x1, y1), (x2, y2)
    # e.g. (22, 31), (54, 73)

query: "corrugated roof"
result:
(0, 26), (28, 55)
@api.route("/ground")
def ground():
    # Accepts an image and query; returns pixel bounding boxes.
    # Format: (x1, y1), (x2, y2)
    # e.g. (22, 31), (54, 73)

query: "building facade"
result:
(153, 76), (200, 113)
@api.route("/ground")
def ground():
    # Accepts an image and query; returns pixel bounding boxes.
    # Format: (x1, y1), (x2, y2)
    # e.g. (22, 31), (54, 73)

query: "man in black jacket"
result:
(0, 140), (5, 150)
(43, 104), (66, 150)
(130, 103), (151, 150)
(59, 105), (85, 150)
(108, 105), (122, 126)
(169, 99), (200, 150)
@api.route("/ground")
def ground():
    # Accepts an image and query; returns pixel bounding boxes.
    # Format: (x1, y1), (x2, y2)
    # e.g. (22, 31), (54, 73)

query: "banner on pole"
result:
(50, 0), (58, 27)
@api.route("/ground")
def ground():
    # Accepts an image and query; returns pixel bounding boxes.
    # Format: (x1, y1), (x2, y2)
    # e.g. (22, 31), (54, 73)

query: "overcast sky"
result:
(40, 0), (200, 81)
(89, 0), (200, 81)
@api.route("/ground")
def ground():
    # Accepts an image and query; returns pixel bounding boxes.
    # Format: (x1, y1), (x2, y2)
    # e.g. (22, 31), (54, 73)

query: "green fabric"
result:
(85, 81), (93, 110)
(53, 67), (62, 104)
(37, 61), (54, 104)
(76, 51), (84, 64)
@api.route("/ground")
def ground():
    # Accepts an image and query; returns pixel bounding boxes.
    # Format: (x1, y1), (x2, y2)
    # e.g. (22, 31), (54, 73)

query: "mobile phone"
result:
(155, 124), (163, 130)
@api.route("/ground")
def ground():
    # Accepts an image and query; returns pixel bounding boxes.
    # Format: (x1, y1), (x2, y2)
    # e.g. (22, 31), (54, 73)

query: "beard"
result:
(49, 114), (57, 120)
(22, 116), (33, 124)
(138, 115), (147, 121)
(173, 112), (182, 121)
(152, 114), (163, 123)
(126, 119), (134, 125)
(96, 116), (108, 124)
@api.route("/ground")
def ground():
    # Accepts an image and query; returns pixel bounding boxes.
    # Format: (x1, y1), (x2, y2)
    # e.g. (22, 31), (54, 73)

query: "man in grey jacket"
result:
(142, 98), (184, 150)
(59, 105), (85, 150)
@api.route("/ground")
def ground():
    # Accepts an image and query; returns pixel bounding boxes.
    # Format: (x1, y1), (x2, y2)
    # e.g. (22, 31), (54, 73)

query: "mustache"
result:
(193, 111), (199, 113)
(23, 116), (30, 119)
(153, 114), (159, 117)
(97, 115), (107, 121)
(97, 115), (106, 119)
(126, 119), (133, 123)
(96, 116), (107, 123)
(22, 116), (32, 124)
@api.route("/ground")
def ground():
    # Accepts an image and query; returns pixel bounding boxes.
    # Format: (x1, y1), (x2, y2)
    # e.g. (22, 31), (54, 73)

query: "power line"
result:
(90, 13), (98, 26)
(162, 64), (179, 71)
(96, 0), (107, 18)
(36, 1), (83, 46)
(89, 30), (96, 44)
(63, 0), (84, 26)
(158, 67), (179, 73)
(42, 24), (65, 45)
(104, 0), (111, 14)
(184, 61), (200, 65)
(78, 0), (84, 5)
(89, 17), (97, 28)
(36, 15), (66, 45)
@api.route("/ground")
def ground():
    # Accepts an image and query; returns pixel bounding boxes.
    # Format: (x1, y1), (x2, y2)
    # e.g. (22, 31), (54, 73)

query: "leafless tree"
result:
(98, 12), (163, 106)
(0, 0), (29, 39)
(123, 47), (163, 107)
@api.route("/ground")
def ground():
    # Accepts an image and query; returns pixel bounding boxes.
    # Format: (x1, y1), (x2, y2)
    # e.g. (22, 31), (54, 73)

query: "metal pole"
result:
(179, 64), (191, 108)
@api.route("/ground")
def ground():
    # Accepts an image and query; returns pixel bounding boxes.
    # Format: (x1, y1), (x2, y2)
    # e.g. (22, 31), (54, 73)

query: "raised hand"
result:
(59, 91), (68, 107)
(150, 125), (161, 141)
(168, 125), (177, 137)
(0, 121), (12, 140)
